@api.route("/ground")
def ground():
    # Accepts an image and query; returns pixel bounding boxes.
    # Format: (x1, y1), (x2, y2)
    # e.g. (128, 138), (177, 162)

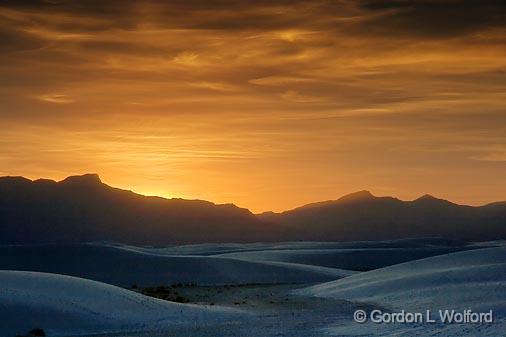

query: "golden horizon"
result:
(1, 1), (505, 213)
(3, 172), (504, 213)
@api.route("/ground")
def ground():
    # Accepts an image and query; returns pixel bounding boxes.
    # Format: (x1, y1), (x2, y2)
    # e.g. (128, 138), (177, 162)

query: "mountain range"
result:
(259, 190), (506, 241)
(1, 174), (505, 244)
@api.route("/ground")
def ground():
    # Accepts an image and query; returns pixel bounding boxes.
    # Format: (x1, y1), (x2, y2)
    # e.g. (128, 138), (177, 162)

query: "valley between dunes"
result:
(1, 239), (505, 337)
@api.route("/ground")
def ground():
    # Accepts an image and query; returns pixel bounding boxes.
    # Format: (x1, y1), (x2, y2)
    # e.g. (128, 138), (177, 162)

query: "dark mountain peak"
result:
(416, 194), (438, 201)
(34, 178), (57, 185)
(293, 190), (377, 212)
(257, 211), (277, 216)
(59, 173), (102, 186)
(338, 190), (375, 203)
(413, 194), (453, 205)
(0, 173), (268, 245)
(484, 201), (506, 207)
(0, 176), (32, 185)
(255, 211), (279, 222)
(411, 194), (458, 207)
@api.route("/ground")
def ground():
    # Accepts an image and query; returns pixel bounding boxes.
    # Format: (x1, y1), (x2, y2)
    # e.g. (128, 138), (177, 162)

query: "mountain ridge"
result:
(1, 174), (505, 244)
(0, 174), (268, 245)
(3, 175), (502, 211)
(263, 191), (488, 217)
(258, 190), (506, 242)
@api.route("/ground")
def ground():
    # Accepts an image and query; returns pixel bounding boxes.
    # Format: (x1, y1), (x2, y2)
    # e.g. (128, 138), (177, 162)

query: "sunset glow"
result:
(1, 1), (505, 212)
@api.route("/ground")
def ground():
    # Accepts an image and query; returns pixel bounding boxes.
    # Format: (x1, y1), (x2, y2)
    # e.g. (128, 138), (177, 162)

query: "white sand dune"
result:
(0, 243), (350, 287)
(299, 246), (506, 309)
(298, 247), (506, 336)
(112, 237), (467, 256)
(2, 241), (502, 337)
(103, 238), (472, 272)
(0, 271), (237, 337)
(213, 247), (469, 270)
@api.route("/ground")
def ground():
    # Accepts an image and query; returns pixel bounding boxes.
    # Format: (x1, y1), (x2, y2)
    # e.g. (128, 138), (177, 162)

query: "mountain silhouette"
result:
(0, 174), (270, 244)
(259, 191), (506, 242)
(1, 175), (505, 244)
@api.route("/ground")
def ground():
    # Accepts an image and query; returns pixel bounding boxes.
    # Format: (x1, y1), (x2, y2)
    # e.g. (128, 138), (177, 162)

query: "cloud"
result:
(0, 0), (505, 211)
(280, 90), (327, 103)
(36, 93), (74, 104)
(2, 1), (502, 37)
(187, 81), (238, 92)
(0, 25), (47, 52)
(172, 51), (200, 66)
(351, 0), (506, 39)
(249, 75), (319, 86)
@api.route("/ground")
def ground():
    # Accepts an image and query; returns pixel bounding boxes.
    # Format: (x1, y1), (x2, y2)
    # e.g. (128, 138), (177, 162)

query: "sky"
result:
(0, 0), (505, 212)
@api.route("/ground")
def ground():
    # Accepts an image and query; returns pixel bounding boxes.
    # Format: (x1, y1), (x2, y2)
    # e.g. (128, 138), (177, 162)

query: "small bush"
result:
(14, 328), (46, 337)
(174, 296), (189, 303)
(29, 329), (46, 337)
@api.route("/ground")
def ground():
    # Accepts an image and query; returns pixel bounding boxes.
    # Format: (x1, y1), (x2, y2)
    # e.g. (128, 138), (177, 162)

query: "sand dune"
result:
(213, 246), (469, 270)
(298, 247), (506, 336)
(0, 271), (237, 337)
(2, 241), (503, 337)
(299, 246), (506, 309)
(0, 243), (350, 287)
(113, 237), (467, 256)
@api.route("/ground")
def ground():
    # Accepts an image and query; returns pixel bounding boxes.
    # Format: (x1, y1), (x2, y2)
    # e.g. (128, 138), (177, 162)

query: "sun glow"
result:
(0, 1), (505, 212)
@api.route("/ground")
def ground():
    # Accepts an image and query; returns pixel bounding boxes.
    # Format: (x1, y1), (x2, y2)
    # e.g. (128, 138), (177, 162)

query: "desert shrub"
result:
(140, 285), (190, 303)
(29, 329), (46, 337)
(174, 296), (189, 303)
(14, 328), (46, 337)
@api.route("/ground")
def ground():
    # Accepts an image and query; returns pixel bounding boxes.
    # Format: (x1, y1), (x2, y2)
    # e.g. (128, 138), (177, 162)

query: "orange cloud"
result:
(0, 0), (505, 212)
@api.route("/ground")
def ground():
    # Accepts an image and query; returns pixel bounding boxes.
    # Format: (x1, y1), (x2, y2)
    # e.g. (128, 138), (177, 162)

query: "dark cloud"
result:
(0, 26), (47, 52)
(77, 40), (173, 56)
(357, 0), (506, 37)
(1, 0), (504, 39)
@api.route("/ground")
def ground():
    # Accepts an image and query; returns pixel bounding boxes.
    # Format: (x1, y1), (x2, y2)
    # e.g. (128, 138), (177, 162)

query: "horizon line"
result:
(1, 173), (505, 214)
